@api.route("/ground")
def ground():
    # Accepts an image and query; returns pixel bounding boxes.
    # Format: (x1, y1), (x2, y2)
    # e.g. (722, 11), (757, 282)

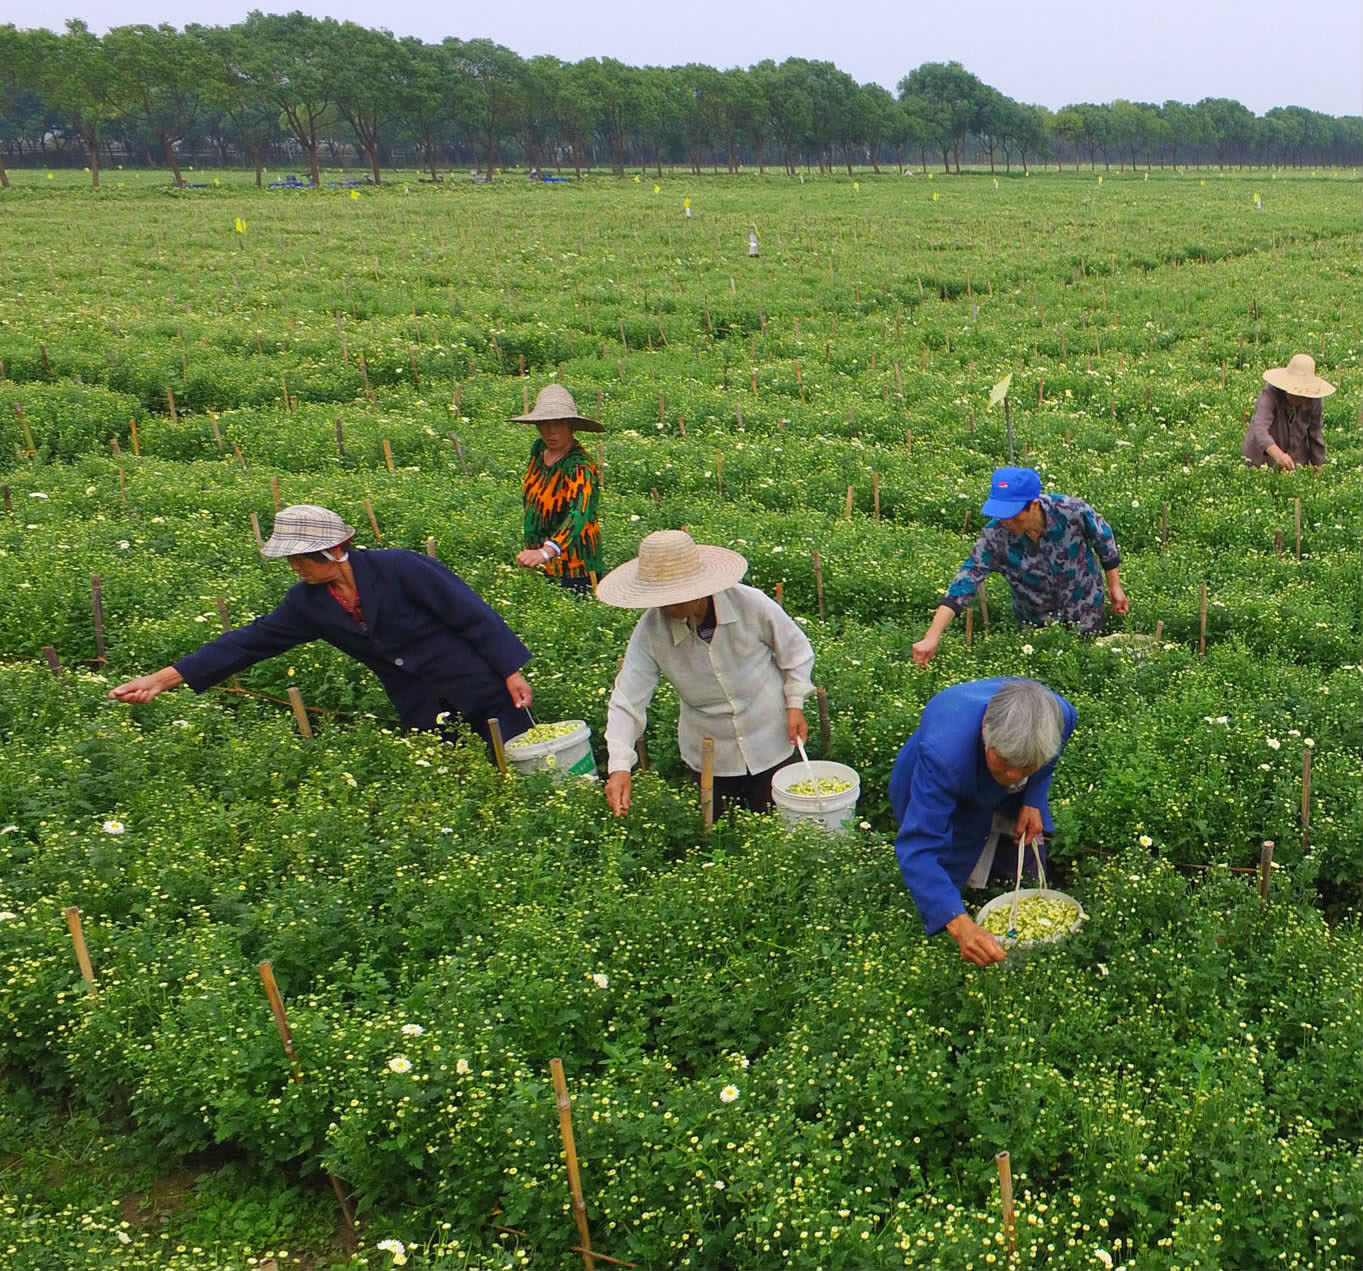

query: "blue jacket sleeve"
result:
(1019, 695), (1078, 827)
(173, 590), (313, 692)
(893, 747), (969, 937)
(396, 554), (530, 680)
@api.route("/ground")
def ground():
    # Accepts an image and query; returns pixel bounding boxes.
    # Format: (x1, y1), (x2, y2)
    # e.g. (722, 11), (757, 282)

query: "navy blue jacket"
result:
(175, 549), (530, 731)
(889, 678), (1077, 936)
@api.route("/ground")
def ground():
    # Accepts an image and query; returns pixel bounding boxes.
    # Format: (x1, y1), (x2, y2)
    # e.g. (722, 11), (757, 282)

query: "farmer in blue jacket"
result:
(890, 677), (1077, 966)
(108, 504), (534, 754)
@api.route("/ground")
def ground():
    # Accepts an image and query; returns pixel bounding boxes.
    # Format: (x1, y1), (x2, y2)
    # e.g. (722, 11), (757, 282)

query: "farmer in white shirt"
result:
(597, 530), (815, 818)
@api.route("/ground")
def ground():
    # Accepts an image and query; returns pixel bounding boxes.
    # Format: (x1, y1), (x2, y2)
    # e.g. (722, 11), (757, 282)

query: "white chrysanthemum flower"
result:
(388, 1056), (413, 1074)
(29, 491), (48, 500)
(1266, 738), (1280, 750)
(456, 1058), (472, 1075)
(0, 912), (16, 921)
(719, 1085), (739, 1104)
(401, 1023), (424, 1037)
(1022, 644), (1034, 655)
(1139, 834), (1153, 848)
(377, 1239), (408, 1266)
(591, 973), (609, 989)
(102, 820), (126, 835)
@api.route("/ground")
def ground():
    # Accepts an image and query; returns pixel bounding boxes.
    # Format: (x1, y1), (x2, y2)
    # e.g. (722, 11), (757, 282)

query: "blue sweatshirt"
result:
(889, 678), (1077, 936)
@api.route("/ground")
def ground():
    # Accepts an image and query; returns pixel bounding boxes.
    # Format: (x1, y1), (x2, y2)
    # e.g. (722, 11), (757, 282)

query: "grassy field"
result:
(0, 167), (1358, 1271)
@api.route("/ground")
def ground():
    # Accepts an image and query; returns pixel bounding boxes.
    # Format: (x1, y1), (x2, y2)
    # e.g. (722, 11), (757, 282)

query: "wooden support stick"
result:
(715, 450), (723, 496)
(1274, 529), (1284, 559)
(1301, 749), (1312, 852)
(110, 437), (122, 458)
(812, 550), (825, 620)
(165, 386), (178, 422)
(844, 485), (854, 519)
(449, 433), (470, 477)
(872, 471), (880, 520)
(965, 607), (974, 648)
(334, 417), (345, 457)
(91, 574), (106, 662)
(250, 513), (264, 552)
(1199, 583), (1208, 657)
(978, 586), (990, 635)
(271, 476), (281, 512)
(1258, 840), (1274, 901)
(549, 1059), (596, 1271)
(774, 581), (784, 608)
(65, 907), (97, 991)
(1154, 619), (1164, 644)
(43, 645), (62, 676)
(216, 596), (241, 690)
(996, 1152), (1017, 1256)
(280, 377), (291, 412)
(700, 738), (715, 831)
(129, 418), (140, 457)
(1294, 498), (1302, 560)
(383, 440), (395, 472)
(232, 441), (248, 472)
(209, 415), (223, 451)
(425, 537), (437, 558)
(364, 498), (382, 542)
(286, 687), (313, 739)
(487, 718), (508, 775)
(258, 960), (303, 1079)
(817, 686), (830, 757)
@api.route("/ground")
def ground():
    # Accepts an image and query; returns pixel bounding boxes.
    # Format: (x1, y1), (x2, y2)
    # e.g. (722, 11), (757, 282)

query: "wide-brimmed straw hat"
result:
(595, 530), (747, 608)
(1263, 353), (1335, 399)
(511, 384), (604, 433)
(260, 504), (356, 558)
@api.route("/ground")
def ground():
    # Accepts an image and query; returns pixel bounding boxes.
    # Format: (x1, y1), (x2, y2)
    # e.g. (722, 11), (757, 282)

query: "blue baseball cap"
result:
(981, 467), (1042, 518)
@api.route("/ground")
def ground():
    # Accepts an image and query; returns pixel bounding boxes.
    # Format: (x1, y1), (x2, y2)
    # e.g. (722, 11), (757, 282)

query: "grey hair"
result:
(981, 679), (1063, 769)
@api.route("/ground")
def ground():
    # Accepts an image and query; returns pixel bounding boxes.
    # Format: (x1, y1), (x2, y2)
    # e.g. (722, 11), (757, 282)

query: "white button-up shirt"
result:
(605, 584), (815, 777)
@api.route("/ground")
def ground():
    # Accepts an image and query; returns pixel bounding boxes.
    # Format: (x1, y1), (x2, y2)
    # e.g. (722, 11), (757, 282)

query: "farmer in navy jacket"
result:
(889, 677), (1077, 966)
(108, 504), (534, 753)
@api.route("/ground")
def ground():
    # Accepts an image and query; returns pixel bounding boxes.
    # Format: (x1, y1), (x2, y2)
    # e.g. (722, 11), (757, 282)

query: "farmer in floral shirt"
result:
(912, 467), (1127, 666)
(513, 384), (602, 595)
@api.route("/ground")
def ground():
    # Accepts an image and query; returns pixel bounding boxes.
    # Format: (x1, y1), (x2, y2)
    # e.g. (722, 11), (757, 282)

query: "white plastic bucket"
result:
(504, 721), (597, 781)
(771, 760), (860, 833)
(976, 887), (1087, 950)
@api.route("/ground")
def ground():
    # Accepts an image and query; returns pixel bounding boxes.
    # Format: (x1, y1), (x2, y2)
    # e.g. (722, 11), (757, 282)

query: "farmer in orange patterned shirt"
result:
(513, 385), (602, 595)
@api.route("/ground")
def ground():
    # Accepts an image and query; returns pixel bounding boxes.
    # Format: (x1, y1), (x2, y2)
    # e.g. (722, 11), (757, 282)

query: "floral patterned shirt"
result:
(942, 493), (1120, 634)
(522, 439), (600, 579)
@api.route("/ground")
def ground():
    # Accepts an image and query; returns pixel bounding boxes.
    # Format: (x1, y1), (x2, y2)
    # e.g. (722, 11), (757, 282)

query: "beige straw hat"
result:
(511, 383), (604, 432)
(1263, 353), (1335, 399)
(595, 530), (748, 608)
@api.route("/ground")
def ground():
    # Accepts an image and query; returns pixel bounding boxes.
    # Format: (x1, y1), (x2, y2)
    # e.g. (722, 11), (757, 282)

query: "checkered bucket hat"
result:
(260, 505), (356, 558)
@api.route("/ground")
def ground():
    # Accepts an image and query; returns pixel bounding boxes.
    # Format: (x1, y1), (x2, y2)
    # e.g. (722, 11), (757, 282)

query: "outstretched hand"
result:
(108, 667), (183, 704)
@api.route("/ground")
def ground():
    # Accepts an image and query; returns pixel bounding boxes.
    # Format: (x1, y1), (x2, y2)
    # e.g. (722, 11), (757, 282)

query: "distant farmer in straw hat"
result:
(597, 530), (815, 818)
(513, 384), (602, 594)
(912, 467), (1127, 667)
(1242, 353), (1335, 471)
(108, 504), (534, 756)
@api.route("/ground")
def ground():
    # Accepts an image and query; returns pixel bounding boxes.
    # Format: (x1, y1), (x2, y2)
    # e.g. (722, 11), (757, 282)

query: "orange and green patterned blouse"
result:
(522, 439), (601, 580)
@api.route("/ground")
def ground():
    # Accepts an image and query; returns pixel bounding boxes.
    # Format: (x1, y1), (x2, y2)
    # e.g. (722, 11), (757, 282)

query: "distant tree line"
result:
(0, 17), (1358, 188)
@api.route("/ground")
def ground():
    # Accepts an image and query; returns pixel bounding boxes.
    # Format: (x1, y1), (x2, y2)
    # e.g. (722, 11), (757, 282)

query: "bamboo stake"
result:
(286, 687), (313, 739)
(110, 437), (122, 458)
(210, 415), (224, 451)
(280, 377), (291, 412)
(449, 433), (470, 477)
(271, 476), (281, 512)
(250, 513), (264, 552)
(383, 440), (395, 472)
(364, 498), (382, 542)
(774, 581), (784, 608)
(1301, 749), (1312, 852)
(165, 386), (178, 422)
(817, 686), (830, 757)
(812, 550), (825, 620)
(1154, 619), (1164, 644)
(91, 574), (106, 663)
(487, 718), (508, 774)
(1294, 497), (1302, 560)
(1199, 583), (1208, 656)
(872, 472), (880, 520)
(1258, 840), (1274, 901)
(978, 586), (990, 635)
(1274, 529), (1284, 559)
(426, 537), (437, 558)
(965, 607), (974, 648)
(549, 1059), (596, 1271)
(995, 1152), (1017, 1256)
(65, 907), (96, 992)
(215, 596), (242, 690)
(257, 959), (303, 1079)
(700, 738), (715, 831)
(43, 645), (62, 676)
(129, 418), (140, 457)
(844, 485), (854, 519)
(715, 450), (723, 496)
(232, 441), (248, 472)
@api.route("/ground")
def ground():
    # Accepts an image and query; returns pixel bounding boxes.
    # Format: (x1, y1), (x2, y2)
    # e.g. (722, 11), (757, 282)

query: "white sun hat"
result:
(595, 530), (747, 608)
(1263, 353), (1335, 399)
(260, 505), (356, 558)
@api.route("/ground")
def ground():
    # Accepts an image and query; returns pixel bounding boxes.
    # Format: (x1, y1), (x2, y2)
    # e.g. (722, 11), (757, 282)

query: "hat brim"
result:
(512, 412), (605, 433)
(1263, 368), (1335, 399)
(595, 546), (748, 608)
(981, 496), (1029, 518)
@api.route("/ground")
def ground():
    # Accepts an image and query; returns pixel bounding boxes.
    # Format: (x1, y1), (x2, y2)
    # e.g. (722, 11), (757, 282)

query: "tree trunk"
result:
(161, 131), (185, 186)
(252, 143), (264, 189)
(365, 139), (381, 184)
(0, 159), (8, 190)
(940, 146), (950, 173)
(307, 144), (321, 188)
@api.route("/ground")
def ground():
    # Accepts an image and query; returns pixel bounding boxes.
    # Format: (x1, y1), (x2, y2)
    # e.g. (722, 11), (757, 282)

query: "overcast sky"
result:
(14, 0), (1363, 117)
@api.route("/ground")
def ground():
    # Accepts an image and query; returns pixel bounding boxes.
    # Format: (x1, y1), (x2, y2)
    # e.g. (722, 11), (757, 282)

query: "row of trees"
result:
(1, 17), (1359, 189)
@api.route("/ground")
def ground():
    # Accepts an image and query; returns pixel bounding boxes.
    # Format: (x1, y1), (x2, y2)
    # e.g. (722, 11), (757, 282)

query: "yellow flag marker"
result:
(350, 189), (360, 200)
(1097, 175), (1103, 184)
(931, 191), (939, 202)
(853, 181), (859, 191)
(683, 197), (690, 208)
(235, 217), (247, 233)
(988, 373), (1013, 409)
(653, 184), (660, 193)
(632, 175), (640, 183)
